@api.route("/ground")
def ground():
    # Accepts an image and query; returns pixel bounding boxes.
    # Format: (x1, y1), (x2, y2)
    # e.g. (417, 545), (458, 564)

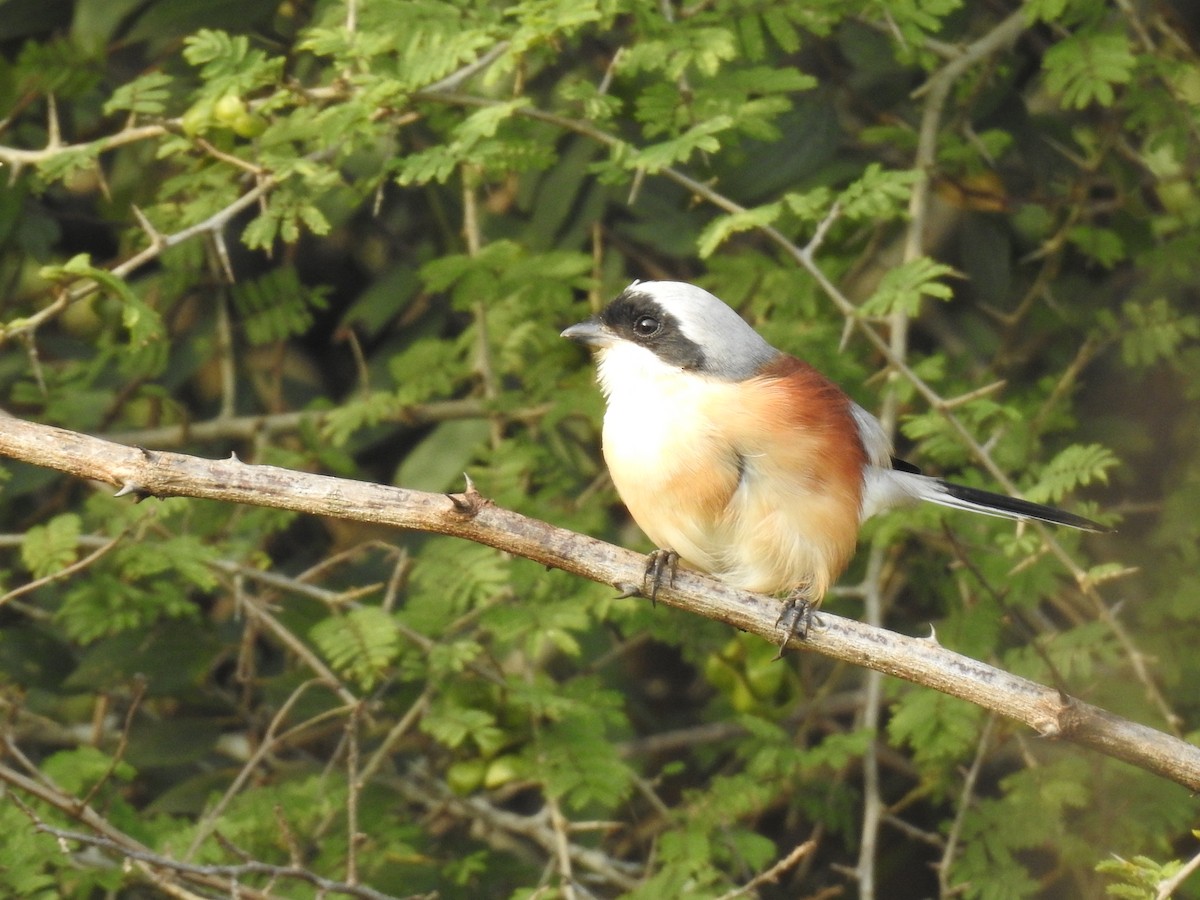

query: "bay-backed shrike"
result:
(562, 281), (1107, 647)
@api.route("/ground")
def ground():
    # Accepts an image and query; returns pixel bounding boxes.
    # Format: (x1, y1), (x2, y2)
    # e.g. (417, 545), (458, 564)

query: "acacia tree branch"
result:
(14, 814), (411, 900)
(0, 762), (273, 899)
(0, 414), (1197, 791)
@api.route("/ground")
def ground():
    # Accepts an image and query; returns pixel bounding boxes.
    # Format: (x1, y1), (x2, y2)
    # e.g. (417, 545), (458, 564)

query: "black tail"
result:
(933, 479), (1111, 533)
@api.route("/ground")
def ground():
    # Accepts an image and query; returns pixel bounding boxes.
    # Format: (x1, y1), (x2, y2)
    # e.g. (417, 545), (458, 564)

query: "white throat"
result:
(595, 341), (694, 403)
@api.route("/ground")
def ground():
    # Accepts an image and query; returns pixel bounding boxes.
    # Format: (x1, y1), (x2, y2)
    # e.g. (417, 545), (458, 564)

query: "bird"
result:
(561, 280), (1108, 651)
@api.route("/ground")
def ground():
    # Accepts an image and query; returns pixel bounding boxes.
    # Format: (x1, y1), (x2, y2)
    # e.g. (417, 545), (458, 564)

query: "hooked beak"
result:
(561, 318), (615, 349)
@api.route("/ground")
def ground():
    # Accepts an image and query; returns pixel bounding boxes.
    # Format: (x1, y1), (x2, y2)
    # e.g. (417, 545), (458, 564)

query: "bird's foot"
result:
(773, 592), (819, 659)
(642, 549), (679, 606)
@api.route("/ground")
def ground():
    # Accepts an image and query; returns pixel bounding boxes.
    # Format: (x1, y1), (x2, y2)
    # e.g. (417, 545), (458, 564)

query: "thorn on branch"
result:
(130, 205), (167, 251)
(800, 200), (842, 263)
(46, 94), (62, 150)
(113, 482), (152, 502)
(446, 473), (489, 516)
(1035, 721), (1062, 739)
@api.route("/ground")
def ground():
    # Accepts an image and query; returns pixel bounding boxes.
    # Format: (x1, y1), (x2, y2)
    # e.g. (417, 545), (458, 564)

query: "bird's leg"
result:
(642, 549), (679, 606)
(773, 587), (818, 658)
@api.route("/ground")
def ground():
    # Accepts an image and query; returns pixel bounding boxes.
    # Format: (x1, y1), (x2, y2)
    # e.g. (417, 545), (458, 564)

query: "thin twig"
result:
(939, 715), (997, 897)
(345, 702), (364, 886)
(183, 679), (353, 860)
(1156, 840), (1200, 899)
(77, 676), (147, 812)
(0, 532), (126, 609)
(36, 820), (412, 900)
(0, 763), (272, 899)
(546, 793), (578, 900)
(714, 840), (816, 900)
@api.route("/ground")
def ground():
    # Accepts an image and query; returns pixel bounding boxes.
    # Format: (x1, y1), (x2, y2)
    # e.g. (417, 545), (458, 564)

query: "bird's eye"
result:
(633, 315), (660, 337)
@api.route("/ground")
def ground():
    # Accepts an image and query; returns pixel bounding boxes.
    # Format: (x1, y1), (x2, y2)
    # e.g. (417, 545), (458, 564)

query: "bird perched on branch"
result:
(562, 280), (1107, 651)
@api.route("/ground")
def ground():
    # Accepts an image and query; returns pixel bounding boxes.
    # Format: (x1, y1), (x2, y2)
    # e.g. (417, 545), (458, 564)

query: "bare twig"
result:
(345, 702), (365, 886)
(391, 765), (642, 890)
(0, 532), (125, 609)
(0, 176), (276, 348)
(77, 676), (147, 812)
(939, 715), (997, 897)
(0, 123), (167, 180)
(0, 763), (272, 899)
(715, 840), (816, 900)
(546, 793), (578, 900)
(32, 819), (412, 900)
(422, 41), (511, 93)
(182, 678), (353, 860)
(1156, 839), (1200, 899)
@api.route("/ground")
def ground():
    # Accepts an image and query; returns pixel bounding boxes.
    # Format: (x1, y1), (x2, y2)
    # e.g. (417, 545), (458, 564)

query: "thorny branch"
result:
(11, 803), (418, 900)
(0, 416), (1197, 793)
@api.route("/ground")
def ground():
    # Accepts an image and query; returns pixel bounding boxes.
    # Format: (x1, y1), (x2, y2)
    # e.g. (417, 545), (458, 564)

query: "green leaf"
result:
(626, 116), (734, 173)
(184, 29), (261, 77)
(103, 71), (174, 116)
(309, 606), (400, 691)
(1043, 29), (1136, 109)
(118, 534), (220, 592)
(621, 27), (738, 80)
(762, 8), (802, 53)
(396, 100), (532, 185)
(406, 540), (511, 627)
(231, 265), (330, 344)
(42, 254), (167, 369)
(861, 257), (957, 316)
(1068, 224), (1125, 267)
(837, 164), (919, 221)
(1114, 298), (1200, 368)
(394, 418), (491, 492)
(421, 701), (506, 754)
(42, 746), (136, 794)
(57, 574), (199, 643)
(527, 706), (633, 811)
(887, 688), (985, 775)
(1024, 443), (1118, 504)
(697, 202), (782, 257)
(21, 513), (81, 578)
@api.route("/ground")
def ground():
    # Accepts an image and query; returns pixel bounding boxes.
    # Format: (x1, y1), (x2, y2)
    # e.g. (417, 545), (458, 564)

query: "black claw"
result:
(773, 594), (818, 659)
(642, 549), (679, 606)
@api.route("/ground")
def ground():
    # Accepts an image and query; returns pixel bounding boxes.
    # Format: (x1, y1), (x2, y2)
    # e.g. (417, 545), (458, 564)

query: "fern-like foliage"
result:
(309, 606), (400, 691)
(1024, 443), (1119, 504)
